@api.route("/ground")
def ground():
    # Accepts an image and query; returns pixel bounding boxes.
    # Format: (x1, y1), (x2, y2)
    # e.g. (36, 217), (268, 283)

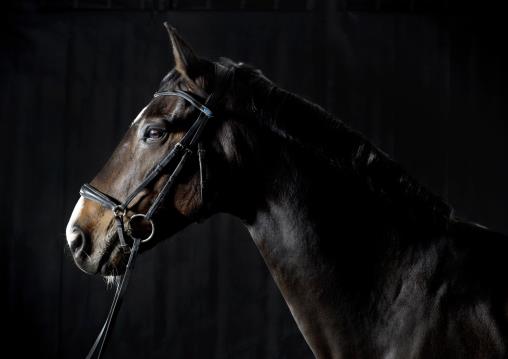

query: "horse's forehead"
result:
(130, 96), (182, 127)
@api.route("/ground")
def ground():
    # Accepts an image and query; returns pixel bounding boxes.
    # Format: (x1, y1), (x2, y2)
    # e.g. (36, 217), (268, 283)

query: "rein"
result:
(80, 65), (233, 359)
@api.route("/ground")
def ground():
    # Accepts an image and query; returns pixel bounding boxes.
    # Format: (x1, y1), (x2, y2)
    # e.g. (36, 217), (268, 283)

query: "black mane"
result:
(220, 59), (453, 230)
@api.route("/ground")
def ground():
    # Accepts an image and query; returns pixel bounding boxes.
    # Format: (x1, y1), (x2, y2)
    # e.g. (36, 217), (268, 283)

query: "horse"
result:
(66, 24), (508, 358)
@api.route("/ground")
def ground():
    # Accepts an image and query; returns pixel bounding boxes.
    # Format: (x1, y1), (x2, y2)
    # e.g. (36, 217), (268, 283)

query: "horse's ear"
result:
(164, 23), (200, 78)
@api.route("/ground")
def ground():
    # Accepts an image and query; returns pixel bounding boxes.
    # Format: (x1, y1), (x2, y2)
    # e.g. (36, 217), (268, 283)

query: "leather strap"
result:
(197, 143), (206, 205)
(154, 90), (213, 117)
(85, 238), (141, 359)
(80, 184), (121, 211)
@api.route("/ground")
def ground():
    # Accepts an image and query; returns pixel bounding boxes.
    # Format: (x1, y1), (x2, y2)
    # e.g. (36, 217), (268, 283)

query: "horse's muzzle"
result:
(67, 224), (99, 274)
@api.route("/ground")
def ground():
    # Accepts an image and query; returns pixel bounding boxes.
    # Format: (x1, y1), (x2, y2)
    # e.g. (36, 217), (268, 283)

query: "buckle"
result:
(113, 205), (126, 218)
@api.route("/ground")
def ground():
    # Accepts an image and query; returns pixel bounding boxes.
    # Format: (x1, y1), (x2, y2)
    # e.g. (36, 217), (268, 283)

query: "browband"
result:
(154, 89), (213, 118)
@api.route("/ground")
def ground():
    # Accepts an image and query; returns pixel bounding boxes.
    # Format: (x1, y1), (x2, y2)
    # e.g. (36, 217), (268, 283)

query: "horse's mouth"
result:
(97, 232), (129, 276)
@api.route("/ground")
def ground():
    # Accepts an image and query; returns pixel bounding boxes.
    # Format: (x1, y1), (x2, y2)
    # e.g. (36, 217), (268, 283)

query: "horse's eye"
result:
(144, 127), (166, 142)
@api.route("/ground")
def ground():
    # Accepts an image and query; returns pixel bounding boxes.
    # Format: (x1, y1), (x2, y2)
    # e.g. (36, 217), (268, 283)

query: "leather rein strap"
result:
(80, 65), (233, 359)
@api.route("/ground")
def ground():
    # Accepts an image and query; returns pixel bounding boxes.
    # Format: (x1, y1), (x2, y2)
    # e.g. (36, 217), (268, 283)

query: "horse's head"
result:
(66, 24), (266, 277)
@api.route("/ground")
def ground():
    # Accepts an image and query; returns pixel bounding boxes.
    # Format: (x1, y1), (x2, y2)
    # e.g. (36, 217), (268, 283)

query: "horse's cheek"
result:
(173, 176), (200, 216)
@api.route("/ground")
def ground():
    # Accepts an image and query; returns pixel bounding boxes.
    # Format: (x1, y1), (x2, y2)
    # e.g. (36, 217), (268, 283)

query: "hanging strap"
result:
(85, 238), (141, 359)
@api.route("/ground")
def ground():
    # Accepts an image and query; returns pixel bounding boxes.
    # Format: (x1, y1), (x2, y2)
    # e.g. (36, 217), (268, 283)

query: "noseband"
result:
(80, 65), (233, 359)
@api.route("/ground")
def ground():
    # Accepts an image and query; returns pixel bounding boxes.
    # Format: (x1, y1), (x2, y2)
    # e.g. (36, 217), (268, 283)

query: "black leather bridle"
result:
(80, 65), (233, 359)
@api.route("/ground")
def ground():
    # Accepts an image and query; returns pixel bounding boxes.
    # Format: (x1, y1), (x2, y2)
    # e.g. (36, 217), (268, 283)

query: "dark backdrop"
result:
(2, 1), (508, 358)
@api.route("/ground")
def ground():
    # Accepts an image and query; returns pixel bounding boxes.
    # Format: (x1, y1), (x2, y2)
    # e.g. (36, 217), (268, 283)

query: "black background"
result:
(2, 1), (508, 358)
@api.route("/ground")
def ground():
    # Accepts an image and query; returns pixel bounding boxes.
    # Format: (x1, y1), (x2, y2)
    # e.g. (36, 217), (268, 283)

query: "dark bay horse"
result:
(66, 25), (508, 358)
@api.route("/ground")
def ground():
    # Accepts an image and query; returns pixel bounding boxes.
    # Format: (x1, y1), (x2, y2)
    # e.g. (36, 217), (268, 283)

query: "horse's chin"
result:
(97, 236), (129, 276)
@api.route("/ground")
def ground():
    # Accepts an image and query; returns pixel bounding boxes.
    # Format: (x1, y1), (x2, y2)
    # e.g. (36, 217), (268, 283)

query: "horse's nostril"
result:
(69, 225), (86, 254)
(67, 224), (98, 274)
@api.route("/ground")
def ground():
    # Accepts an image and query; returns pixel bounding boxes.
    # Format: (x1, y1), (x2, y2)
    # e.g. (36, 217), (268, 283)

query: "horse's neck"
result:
(244, 157), (405, 357)
(240, 87), (456, 357)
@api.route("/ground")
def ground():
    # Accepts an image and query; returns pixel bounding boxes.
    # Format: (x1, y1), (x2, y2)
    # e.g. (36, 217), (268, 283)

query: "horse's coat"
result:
(66, 26), (508, 358)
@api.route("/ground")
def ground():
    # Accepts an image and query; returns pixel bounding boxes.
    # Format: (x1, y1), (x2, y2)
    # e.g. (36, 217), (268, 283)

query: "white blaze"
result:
(130, 105), (149, 126)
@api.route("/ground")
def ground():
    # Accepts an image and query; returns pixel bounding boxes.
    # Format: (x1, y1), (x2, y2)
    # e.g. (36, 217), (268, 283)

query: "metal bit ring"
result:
(126, 214), (155, 243)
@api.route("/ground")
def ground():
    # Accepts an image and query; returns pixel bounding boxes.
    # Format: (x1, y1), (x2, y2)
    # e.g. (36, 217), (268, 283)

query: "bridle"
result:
(79, 65), (233, 359)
